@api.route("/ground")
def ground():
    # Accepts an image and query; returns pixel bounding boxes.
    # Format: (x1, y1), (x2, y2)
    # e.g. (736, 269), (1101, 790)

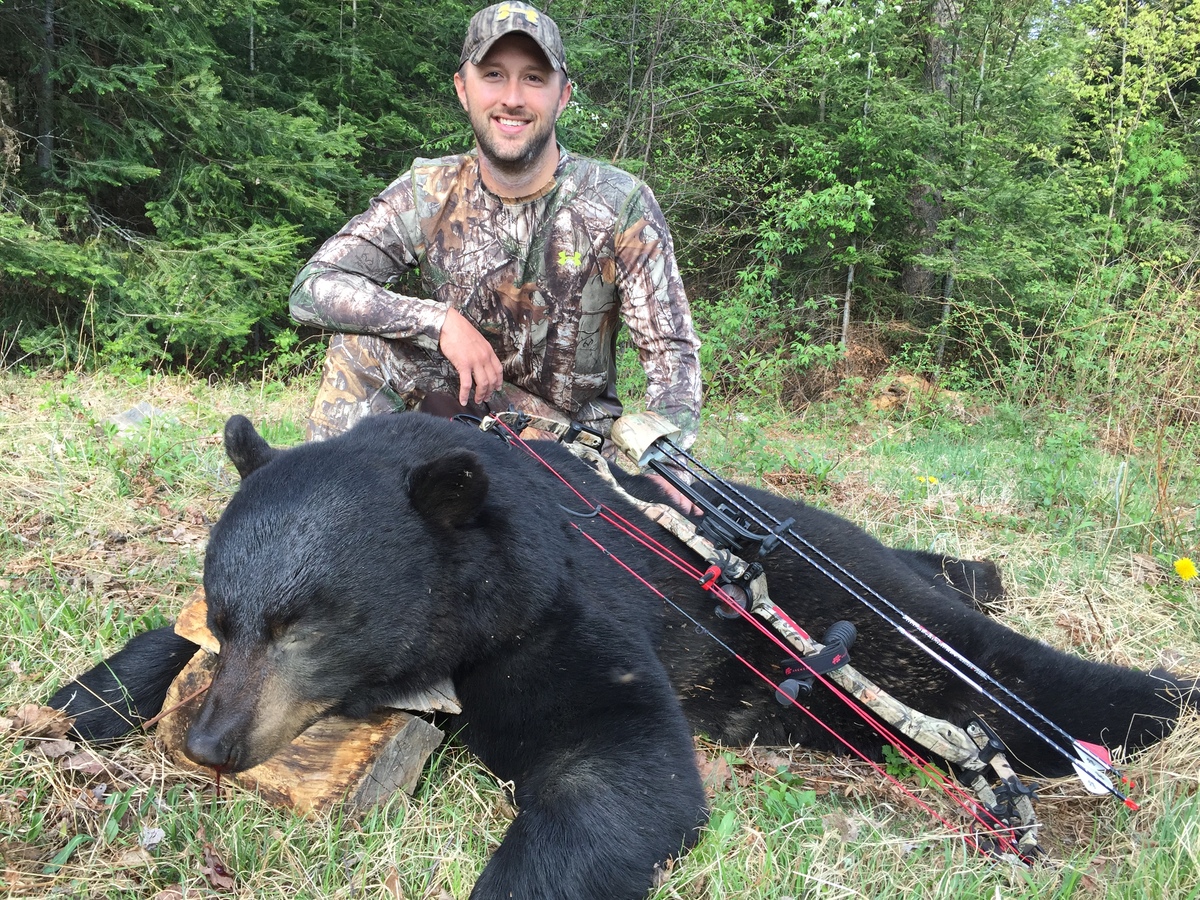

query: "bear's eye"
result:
(267, 615), (304, 644)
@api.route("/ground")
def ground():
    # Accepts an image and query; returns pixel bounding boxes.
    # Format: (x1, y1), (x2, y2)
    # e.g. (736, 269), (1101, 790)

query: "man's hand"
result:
(439, 307), (504, 406)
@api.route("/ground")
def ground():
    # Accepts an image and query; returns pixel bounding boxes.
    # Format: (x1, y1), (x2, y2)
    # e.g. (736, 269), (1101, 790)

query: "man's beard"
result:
(469, 107), (558, 178)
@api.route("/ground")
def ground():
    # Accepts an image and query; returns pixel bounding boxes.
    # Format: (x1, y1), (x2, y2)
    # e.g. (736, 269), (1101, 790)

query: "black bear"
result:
(49, 413), (1196, 900)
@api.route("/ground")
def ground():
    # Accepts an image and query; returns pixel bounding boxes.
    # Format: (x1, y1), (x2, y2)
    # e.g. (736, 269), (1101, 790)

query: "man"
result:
(289, 1), (702, 457)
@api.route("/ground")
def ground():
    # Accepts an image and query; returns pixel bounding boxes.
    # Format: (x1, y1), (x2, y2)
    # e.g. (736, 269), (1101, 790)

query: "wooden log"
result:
(157, 592), (444, 815)
(173, 590), (219, 653)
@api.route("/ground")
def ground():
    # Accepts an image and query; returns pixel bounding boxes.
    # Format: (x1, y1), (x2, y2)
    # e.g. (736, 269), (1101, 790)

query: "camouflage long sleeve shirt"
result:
(289, 148), (702, 445)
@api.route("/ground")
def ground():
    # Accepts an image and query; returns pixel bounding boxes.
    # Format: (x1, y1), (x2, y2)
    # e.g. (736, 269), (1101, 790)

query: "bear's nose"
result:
(185, 725), (237, 770)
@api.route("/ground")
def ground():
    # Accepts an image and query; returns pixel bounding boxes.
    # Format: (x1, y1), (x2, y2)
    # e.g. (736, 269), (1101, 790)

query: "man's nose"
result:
(499, 79), (526, 109)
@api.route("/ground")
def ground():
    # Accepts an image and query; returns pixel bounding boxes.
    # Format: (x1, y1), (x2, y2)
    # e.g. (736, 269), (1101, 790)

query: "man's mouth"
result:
(495, 116), (531, 131)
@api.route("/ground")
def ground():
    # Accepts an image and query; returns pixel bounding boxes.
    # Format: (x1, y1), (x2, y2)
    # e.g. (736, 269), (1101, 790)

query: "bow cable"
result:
(653, 439), (1136, 808)
(568, 518), (1025, 857)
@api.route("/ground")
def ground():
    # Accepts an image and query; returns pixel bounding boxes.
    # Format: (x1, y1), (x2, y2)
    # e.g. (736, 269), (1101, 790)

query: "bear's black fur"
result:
(50, 413), (1197, 900)
(48, 628), (199, 744)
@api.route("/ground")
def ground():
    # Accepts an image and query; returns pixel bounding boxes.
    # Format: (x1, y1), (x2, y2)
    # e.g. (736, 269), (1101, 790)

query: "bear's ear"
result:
(409, 450), (489, 528)
(224, 415), (278, 479)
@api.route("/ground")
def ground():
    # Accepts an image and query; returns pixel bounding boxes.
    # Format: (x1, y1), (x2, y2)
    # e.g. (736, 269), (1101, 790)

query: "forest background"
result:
(1, 0), (1198, 415)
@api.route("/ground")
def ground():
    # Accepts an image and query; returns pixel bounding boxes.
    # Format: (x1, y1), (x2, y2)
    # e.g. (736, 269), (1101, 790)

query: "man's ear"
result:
(409, 450), (489, 529)
(556, 76), (573, 117)
(453, 68), (470, 113)
(224, 415), (278, 479)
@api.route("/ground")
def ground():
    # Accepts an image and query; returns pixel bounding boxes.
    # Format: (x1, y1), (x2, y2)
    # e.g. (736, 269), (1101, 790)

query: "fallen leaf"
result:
(151, 887), (184, 900)
(383, 866), (406, 899)
(200, 843), (236, 891)
(756, 751), (792, 772)
(36, 739), (77, 759)
(651, 855), (676, 888)
(1055, 611), (1100, 646)
(733, 765), (757, 788)
(3, 788), (30, 807)
(696, 754), (732, 794)
(821, 810), (862, 842)
(1126, 554), (1163, 586)
(0, 839), (45, 863)
(7, 704), (71, 739)
(60, 749), (110, 776)
(159, 523), (206, 545)
(116, 846), (155, 868)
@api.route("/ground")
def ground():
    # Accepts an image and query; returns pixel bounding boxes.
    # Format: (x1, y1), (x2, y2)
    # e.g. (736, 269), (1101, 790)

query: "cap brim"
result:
(465, 34), (565, 72)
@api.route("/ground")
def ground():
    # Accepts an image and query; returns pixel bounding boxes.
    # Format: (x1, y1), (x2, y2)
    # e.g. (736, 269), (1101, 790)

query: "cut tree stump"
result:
(156, 591), (445, 815)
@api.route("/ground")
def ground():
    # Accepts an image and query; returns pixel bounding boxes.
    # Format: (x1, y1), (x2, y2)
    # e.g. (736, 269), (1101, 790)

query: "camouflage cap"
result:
(460, 3), (567, 74)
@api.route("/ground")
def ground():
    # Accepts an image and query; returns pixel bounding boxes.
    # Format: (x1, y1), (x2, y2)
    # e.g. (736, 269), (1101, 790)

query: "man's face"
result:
(454, 33), (572, 179)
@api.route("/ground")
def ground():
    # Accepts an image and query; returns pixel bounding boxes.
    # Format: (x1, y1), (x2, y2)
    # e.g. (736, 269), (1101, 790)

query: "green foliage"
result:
(0, 0), (467, 372)
(1061, 0), (1200, 261)
(881, 743), (919, 779)
(757, 769), (817, 820)
(697, 287), (842, 403)
(544, 0), (1198, 414)
(1023, 412), (1096, 513)
(0, 0), (1197, 413)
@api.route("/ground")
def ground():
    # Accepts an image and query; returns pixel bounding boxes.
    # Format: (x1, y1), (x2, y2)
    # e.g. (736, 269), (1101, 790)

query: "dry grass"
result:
(2, 369), (1199, 898)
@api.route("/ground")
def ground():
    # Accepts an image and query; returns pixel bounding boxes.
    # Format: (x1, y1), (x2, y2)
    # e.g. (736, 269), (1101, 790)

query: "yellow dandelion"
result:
(917, 475), (939, 485)
(1175, 557), (1198, 582)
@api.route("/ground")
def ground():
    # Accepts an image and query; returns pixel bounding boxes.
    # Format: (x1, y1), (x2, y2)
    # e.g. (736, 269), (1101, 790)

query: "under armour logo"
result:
(497, 2), (538, 24)
(558, 249), (582, 267)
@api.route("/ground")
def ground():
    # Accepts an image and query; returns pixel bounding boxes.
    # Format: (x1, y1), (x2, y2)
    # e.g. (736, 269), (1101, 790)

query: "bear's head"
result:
(186, 414), (493, 772)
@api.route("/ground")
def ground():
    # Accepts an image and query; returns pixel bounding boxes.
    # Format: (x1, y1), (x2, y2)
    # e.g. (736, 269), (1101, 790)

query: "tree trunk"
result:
(35, 0), (55, 179)
(899, 0), (960, 302)
(934, 266), (954, 371)
(842, 259), (855, 349)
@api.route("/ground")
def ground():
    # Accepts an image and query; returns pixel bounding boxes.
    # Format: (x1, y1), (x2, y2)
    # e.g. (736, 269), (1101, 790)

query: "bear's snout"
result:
(184, 679), (264, 772)
(185, 719), (240, 771)
(183, 647), (337, 773)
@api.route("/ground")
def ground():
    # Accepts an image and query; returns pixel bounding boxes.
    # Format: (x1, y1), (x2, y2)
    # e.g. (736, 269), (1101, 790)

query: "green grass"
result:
(2, 369), (1199, 898)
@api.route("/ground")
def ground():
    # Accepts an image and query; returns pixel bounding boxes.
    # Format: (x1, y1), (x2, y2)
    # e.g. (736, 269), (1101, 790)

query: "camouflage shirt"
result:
(289, 148), (702, 444)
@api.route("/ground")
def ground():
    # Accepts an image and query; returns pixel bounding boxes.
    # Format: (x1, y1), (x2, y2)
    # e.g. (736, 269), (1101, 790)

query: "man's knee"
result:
(306, 335), (405, 441)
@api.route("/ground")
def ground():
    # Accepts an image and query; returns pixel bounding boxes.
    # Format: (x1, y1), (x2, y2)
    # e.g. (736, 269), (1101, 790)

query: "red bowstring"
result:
(577, 506), (1016, 848)
(568, 522), (1008, 856)
(549, 469), (1003, 825)
(488, 419), (1023, 854)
